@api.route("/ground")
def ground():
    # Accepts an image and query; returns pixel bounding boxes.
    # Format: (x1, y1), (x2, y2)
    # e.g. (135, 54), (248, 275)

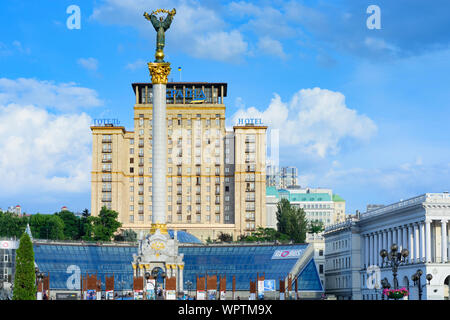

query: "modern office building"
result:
(266, 186), (342, 228)
(91, 82), (267, 241)
(31, 239), (323, 299)
(266, 166), (298, 189)
(324, 193), (450, 300)
(280, 167), (298, 189)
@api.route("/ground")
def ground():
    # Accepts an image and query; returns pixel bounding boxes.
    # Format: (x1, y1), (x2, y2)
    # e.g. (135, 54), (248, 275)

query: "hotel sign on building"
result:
(90, 81), (268, 241)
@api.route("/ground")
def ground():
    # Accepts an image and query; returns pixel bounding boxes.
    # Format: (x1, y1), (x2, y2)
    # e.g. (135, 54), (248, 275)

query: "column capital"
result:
(425, 218), (432, 224)
(148, 62), (171, 84)
(441, 219), (448, 224)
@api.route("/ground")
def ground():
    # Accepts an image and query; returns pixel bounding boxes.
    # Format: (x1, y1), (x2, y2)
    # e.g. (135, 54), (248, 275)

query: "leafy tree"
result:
(0, 211), (27, 238)
(13, 233), (36, 300)
(275, 198), (308, 243)
(29, 214), (64, 240)
(87, 207), (122, 241)
(239, 227), (291, 243)
(217, 232), (233, 242)
(114, 229), (137, 242)
(55, 210), (81, 240)
(309, 220), (325, 234)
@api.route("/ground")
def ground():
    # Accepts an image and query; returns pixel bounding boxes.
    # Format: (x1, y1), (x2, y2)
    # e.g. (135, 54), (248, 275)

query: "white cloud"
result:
(0, 78), (100, 200)
(125, 58), (147, 71)
(0, 78), (103, 111)
(231, 87), (377, 157)
(257, 36), (288, 60)
(192, 30), (248, 62)
(0, 103), (92, 196)
(77, 57), (99, 71)
(91, 0), (248, 62)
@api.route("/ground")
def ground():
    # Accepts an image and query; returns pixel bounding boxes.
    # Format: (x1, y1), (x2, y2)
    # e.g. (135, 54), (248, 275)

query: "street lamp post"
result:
(380, 244), (409, 300)
(411, 269), (432, 300)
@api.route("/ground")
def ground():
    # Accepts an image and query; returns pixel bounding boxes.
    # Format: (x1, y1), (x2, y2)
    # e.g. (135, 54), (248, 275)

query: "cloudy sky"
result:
(0, 0), (449, 215)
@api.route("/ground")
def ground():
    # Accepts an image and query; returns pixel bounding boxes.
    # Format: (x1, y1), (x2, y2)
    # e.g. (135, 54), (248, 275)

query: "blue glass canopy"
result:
(168, 230), (202, 244)
(33, 242), (322, 293)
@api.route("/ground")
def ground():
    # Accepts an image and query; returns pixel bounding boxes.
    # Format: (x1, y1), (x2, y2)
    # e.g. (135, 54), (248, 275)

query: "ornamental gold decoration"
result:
(150, 222), (169, 234)
(148, 62), (171, 84)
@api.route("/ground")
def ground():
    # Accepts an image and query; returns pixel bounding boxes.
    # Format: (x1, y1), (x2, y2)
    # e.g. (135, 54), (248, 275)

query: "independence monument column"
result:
(144, 8), (176, 234)
(132, 9), (184, 300)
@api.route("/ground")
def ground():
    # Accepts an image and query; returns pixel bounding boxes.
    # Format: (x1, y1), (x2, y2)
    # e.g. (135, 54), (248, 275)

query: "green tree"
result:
(114, 229), (137, 242)
(0, 211), (27, 238)
(55, 210), (81, 240)
(13, 233), (36, 300)
(87, 207), (122, 241)
(217, 232), (233, 242)
(309, 220), (325, 234)
(276, 198), (308, 243)
(29, 214), (65, 240)
(239, 227), (291, 243)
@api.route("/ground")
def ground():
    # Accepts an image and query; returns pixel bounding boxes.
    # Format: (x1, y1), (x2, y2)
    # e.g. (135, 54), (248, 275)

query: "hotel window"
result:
(215, 215), (220, 223)
(129, 215), (134, 223)
(130, 148), (134, 154)
(129, 177), (134, 183)
(130, 186), (134, 192)
(139, 129), (144, 136)
(130, 139), (134, 145)
(139, 118), (144, 127)
(168, 167), (172, 173)
(196, 215), (201, 222)
(168, 119), (173, 126)
(168, 186), (172, 193)
(168, 205), (172, 211)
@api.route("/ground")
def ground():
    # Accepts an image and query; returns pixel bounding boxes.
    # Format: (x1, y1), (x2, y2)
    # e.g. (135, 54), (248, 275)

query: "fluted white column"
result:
(378, 231), (383, 265)
(364, 234), (369, 268)
(414, 223), (420, 263)
(425, 219), (432, 263)
(370, 233), (374, 266)
(397, 227), (402, 250)
(408, 225), (414, 263)
(442, 220), (448, 263)
(402, 226), (408, 253)
(387, 229), (392, 251)
(420, 222), (425, 262)
(152, 83), (167, 226)
(383, 230), (387, 251)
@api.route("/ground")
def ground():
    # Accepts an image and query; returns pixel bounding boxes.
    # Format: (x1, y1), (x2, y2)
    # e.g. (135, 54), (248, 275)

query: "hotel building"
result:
(91, 82), (267, 241)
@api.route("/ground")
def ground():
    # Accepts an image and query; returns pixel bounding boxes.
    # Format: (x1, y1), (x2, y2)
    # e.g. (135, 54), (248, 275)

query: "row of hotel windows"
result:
(101, 174), (236, 184)
(292, 203), (332, 209)
(127, 214), (226, 223)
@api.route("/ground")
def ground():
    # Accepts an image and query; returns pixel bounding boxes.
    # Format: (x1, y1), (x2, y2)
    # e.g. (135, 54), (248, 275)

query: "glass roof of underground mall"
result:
(33, 242), (322, 292)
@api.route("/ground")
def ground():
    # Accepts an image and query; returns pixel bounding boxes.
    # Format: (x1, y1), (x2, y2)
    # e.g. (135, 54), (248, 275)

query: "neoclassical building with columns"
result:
(324, 192), (450, 300)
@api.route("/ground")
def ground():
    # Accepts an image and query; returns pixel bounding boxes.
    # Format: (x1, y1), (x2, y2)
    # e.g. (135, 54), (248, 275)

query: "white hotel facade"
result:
(324, 193), (450, 300)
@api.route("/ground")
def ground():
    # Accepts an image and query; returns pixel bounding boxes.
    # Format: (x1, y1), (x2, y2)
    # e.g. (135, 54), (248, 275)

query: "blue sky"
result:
(0, 0), (449, 215)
